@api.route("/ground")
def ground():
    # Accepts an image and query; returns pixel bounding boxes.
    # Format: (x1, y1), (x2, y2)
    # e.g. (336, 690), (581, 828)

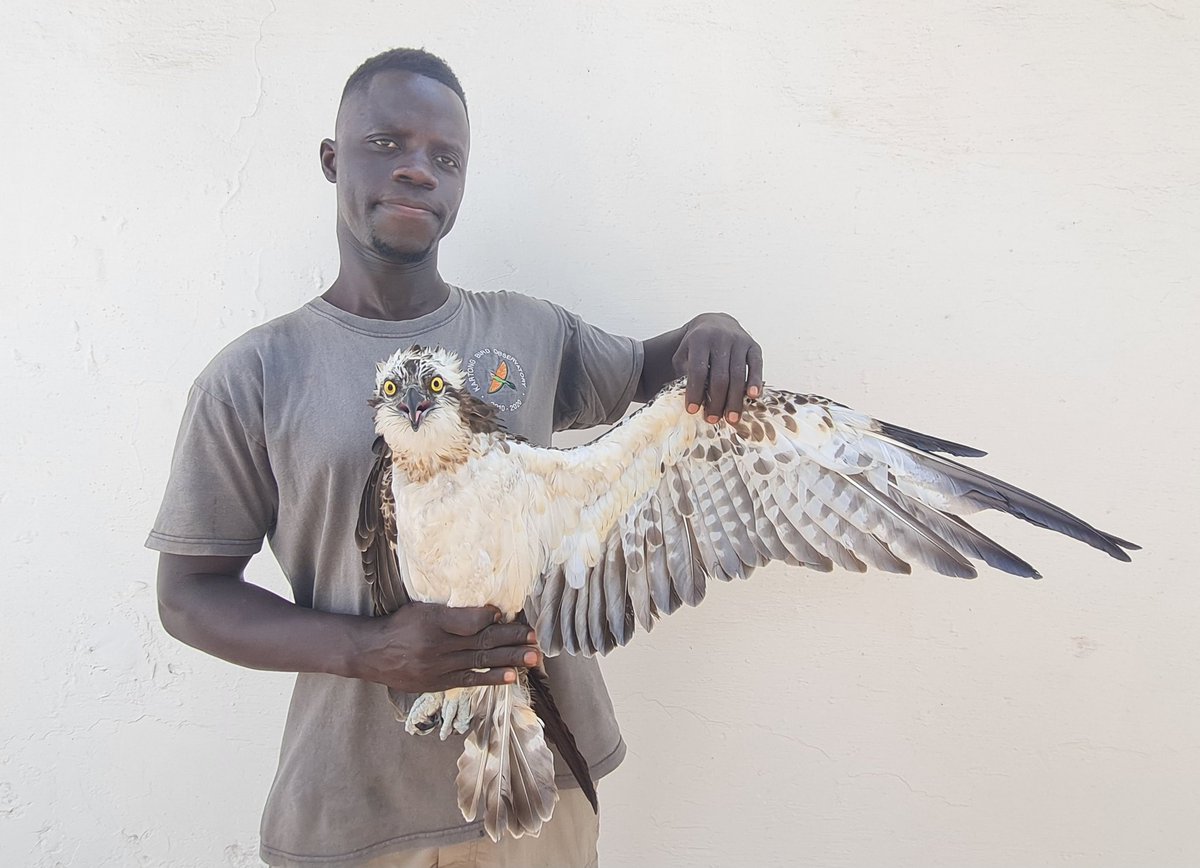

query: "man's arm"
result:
(637, 312), (764, 423)
(157, 553), (540, 692)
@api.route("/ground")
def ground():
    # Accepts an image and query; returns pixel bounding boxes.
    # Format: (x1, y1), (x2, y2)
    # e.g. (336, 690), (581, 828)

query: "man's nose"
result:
(392, 155), (437, 188)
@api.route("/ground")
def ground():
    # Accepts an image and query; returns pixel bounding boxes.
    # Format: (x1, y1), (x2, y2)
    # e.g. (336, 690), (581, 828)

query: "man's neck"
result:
(322, 230), (450, 322)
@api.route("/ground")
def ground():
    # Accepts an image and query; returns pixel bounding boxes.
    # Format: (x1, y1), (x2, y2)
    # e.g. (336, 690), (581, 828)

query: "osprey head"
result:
(370, 345), (466, 435)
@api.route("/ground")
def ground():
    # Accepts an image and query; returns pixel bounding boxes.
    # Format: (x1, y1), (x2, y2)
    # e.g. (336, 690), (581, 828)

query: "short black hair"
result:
(340, 48), (467, 116)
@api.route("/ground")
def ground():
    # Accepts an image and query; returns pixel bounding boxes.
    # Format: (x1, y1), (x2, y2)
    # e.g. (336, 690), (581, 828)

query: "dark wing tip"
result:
(1010, 562), (1042, 579)
(1107, 534), (1141, 552)
(877, 420), (987, 458)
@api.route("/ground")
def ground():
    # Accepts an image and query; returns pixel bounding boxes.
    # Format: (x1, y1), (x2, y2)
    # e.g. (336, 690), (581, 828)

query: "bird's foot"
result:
(437, 687), (475, 740)
(404, 689), (475, 739)
(405, 691), (444, 736)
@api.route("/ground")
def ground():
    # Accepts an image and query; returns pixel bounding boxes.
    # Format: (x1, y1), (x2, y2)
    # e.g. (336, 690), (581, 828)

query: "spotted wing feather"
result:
(511, 382), (1137, 657)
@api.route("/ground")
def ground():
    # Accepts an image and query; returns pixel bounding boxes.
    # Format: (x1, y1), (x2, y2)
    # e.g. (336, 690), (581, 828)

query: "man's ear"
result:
(320, 139), (337, 182)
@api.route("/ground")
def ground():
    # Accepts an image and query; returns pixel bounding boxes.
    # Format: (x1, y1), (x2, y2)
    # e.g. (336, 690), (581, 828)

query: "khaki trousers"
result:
(365, 788), (599, 868)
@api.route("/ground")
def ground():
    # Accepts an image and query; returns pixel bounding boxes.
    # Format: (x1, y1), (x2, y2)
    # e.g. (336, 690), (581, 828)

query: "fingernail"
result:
(706, 415), (719, 424)
(687, 403), (699, 414)
(727, 411), (740, 423)
(524, 651), (539, 665)
(504, 669), (516, 683)
(527, 631), (537, 643)
(748, 386), (760, 397)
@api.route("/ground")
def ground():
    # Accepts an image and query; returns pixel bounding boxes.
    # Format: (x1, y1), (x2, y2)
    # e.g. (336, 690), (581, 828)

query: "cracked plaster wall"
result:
(2, 2), (1198, 866)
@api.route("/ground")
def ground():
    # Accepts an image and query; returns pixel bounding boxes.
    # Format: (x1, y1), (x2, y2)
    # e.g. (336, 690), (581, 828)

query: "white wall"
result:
(3, 2), (1197, 866)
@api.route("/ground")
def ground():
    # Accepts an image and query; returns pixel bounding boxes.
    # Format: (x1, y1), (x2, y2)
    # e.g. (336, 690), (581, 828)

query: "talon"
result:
(453, 696), (474, 734)
(439, 700), (457, 740)
(404, 691), (447, 736)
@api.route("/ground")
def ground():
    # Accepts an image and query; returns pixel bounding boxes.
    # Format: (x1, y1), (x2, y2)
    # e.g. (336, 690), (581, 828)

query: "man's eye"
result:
(371, 139), (397, 149)
(436, 155), (460, 169)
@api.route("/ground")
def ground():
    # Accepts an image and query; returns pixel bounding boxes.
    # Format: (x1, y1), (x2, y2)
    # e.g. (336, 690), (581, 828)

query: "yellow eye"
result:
(429, 376), (444, 394)
(382, 380), (397, 397)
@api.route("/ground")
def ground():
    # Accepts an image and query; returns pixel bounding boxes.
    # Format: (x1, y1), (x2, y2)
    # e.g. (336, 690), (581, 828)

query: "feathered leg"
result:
(455, 676), (559, 841)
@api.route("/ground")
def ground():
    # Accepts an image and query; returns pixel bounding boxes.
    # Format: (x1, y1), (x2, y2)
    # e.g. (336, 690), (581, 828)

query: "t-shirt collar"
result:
(306, 284), (464, 337)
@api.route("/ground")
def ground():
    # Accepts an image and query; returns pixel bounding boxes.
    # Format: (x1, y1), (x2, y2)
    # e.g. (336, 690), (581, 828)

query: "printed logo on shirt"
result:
(465, 347), (528, 413)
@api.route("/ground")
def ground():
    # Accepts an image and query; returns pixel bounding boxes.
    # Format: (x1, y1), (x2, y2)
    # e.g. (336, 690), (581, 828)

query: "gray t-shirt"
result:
(146, 286), (644, 865)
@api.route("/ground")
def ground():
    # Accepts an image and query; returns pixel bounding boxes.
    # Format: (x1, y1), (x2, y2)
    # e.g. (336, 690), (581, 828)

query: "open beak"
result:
(403, 385), (429, 430)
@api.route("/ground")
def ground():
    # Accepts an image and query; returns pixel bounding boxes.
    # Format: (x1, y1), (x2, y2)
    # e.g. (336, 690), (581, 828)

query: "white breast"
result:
(391, 446), (544, 615)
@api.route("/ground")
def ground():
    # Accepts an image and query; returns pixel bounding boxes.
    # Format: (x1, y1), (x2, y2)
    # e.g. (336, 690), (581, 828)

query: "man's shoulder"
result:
(193, 302), (320, 400)
(463, 287), (572, 324)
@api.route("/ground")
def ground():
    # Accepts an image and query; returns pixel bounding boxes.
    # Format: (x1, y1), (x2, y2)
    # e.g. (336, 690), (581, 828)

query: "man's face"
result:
(323, 70), (470, 263)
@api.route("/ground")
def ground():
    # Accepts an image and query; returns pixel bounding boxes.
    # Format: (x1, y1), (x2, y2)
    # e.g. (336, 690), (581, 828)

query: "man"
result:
(150, 48), (763, 867)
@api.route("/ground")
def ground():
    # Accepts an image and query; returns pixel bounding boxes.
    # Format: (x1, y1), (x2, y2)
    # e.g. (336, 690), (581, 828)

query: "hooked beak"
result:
(401, 385), (431, 430)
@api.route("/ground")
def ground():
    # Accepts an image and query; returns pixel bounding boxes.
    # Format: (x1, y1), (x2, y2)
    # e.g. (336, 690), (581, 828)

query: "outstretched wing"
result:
(356, 435), (409, 616)
(518, 383), (1138, 657)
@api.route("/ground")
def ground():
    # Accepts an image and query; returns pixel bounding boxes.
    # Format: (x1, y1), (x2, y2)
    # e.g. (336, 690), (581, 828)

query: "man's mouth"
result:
(379, 199), (437, 218)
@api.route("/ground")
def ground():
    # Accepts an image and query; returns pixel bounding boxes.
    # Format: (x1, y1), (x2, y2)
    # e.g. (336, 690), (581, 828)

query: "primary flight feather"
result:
(356, 345), (1137, 840)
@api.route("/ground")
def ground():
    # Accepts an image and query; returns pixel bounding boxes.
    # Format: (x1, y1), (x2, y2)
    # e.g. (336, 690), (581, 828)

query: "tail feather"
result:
(527, 666), (599, 813)
(456, 682), (558, 841)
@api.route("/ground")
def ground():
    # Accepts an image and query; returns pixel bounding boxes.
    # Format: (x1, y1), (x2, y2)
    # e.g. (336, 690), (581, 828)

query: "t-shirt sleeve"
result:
(146, 379), (278, 557)
(551, 305), (645, 431)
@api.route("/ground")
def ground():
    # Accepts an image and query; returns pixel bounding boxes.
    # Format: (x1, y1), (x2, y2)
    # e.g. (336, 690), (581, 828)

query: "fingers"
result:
(471, 622), (538, 650)
(722, 350), (749, 423)
(444, 642), (541, 689)
(689, 343), (762, 424)
(375, 602), (546, 694)
(422, 604), (537, 650)
(456, 667), (519, 688)
(682, 344), (707, 416)
(746, 341), (763, 399)
(721, 341), (763, 422)
(434, 603), (504, 636)
(449, 644), (542, 674)
(703, 347), (732, 423)
(673, 313), (763, 423)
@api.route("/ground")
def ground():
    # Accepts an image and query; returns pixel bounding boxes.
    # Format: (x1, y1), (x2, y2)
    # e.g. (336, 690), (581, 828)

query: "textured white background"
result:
(3, 2), (1198, 866)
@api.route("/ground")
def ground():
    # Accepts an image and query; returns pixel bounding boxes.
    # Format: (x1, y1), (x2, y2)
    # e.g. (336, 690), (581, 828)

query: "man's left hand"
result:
(673, 312), (764, 424)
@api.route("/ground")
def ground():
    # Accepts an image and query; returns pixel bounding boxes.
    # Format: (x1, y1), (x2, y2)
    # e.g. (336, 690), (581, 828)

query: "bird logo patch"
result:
(466, 348), (528, 412)
(487, 360), (515, 394)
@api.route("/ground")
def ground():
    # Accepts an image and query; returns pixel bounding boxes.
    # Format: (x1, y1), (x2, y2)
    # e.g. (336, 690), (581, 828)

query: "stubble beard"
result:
(368, 231), (435, 264)
(366, 211), (438, 265)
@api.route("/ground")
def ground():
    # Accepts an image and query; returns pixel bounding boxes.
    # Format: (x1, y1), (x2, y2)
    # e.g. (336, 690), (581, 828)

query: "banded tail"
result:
(455, 680), (558, 841)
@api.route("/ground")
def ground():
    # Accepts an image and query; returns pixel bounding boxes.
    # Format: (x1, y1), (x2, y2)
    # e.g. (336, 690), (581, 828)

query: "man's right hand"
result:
(156, 553), (540, 693)
(351, 601), (542, 694)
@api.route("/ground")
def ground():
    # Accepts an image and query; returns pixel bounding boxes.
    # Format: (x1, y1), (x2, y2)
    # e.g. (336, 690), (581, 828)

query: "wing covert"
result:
(356, 435), (409, 617)
(522, 384), (1138, 658)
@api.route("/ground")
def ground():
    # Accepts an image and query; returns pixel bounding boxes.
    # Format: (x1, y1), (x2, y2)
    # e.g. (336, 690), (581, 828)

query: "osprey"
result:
(357, 345), (1137, 841)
